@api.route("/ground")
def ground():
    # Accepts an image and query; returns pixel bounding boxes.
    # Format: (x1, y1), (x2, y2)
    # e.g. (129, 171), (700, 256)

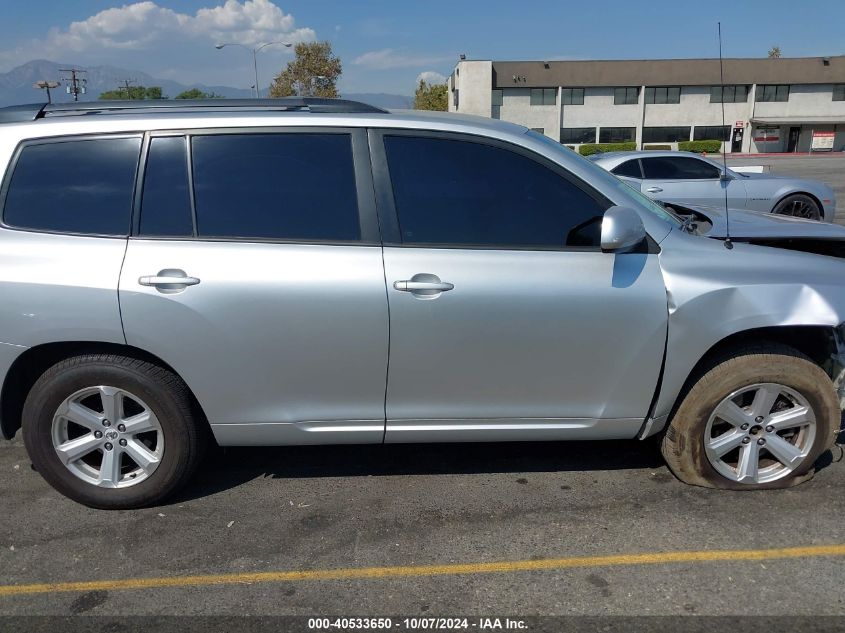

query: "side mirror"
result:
(601, 206), (647, 253)
(719, 172), (734, 182)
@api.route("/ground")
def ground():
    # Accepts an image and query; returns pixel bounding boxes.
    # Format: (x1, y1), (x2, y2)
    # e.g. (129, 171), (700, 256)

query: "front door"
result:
(731, 127), (744, 153)
(787, 127), (801, 153)
(119, 131), (389, 445)
(372, 131), (668, 442)
(639, 155), (747, 209)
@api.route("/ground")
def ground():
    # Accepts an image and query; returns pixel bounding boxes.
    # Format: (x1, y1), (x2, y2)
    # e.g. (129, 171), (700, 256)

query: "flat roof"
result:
(489, 56), (845, 88)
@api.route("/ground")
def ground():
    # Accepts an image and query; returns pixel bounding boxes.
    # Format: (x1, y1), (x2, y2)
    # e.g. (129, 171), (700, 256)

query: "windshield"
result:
(524, 130), (682, 226)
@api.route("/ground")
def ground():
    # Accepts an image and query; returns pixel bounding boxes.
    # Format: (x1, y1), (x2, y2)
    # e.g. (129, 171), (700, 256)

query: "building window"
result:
(710, 85), (748, 103)
(613, 87), (639, 105)
(642, 126), (691, 143)
(530, 88), (557, 106)
(644, 86), (680, 104)
(453, 89), (459, 109)
(491, 89), (503, 106)
(530, 128), (545, 134)
(693, 125), (730, 141)
(560, 127), (596, 144)
(833, 84), (845, 101)
(755, 85), (790, 102)
(599, 127), (636, 143)
(561, 88), (584, 105)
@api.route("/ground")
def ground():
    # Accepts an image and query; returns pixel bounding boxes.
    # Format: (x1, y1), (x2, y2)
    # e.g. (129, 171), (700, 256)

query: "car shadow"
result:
(172, 438), (667, 504)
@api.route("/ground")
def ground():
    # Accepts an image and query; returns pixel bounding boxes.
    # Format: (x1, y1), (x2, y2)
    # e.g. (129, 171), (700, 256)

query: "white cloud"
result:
(1, 0), (315, 64)
(353, 48), (452, 70)
(416, 71), (446, 85)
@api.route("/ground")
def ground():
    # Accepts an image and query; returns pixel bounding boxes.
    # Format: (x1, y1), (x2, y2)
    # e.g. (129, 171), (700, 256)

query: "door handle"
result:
(645, 186), (663, 193)
(139, 275), (200, 287)
(138, 269), (200, 293)
(394, 281), (454, 292)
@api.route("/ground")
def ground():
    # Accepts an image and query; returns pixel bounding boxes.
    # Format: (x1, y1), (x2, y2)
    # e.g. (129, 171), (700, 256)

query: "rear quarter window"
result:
(2, 137), (141, 236)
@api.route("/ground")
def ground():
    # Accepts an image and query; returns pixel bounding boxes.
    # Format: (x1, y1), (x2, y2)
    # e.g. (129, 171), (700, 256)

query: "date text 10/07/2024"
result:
(307, 617), (529, 630)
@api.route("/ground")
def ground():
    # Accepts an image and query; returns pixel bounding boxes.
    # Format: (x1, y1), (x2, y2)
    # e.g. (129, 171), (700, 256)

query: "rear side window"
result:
(642, 156), (721, 180)
(383, 135), (606, 248)
(191, 133), (360, 241)
(3, 137), (141, 235)
(611, 159), (643, 178)
(139, 136), (193, 237)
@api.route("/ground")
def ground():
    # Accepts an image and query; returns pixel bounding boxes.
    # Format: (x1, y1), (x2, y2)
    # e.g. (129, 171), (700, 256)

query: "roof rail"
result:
(0, 103), (48, 123)
(0, 98), (388, 123)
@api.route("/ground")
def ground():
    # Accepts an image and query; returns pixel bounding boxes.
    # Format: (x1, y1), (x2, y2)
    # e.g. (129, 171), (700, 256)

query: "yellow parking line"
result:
(1, 543), (844, 597)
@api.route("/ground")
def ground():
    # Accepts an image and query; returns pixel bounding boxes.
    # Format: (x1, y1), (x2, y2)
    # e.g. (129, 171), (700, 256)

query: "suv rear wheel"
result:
(661, 344), (839, 489)
(22, 354), (204, 509)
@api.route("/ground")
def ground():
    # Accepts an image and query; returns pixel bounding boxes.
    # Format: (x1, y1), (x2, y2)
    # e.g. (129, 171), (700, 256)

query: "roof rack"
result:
(0, 98), (388, 123)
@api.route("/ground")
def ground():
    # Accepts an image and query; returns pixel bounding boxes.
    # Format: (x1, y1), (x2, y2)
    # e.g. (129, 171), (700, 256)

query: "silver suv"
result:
(0, 99), (843, 509)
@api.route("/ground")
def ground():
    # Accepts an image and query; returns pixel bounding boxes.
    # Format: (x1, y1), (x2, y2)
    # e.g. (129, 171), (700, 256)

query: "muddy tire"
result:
(661, 344), (838, 490)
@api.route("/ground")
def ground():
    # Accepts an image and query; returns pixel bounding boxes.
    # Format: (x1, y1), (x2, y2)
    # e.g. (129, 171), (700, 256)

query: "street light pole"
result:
(216, 41), (292, 98)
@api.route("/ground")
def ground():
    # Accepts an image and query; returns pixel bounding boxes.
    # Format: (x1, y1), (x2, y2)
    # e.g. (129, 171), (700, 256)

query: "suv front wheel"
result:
(662, 344), (839, 489)
(23, 354), (204, 509)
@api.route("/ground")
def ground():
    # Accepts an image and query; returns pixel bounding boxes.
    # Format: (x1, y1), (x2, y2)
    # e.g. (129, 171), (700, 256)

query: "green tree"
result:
(268, 41), (341, 98)
(413, 79), (448, 111)
(175, 88), (222, 99)
(768, 46), (782, 58)
(99, 85), (165, 100)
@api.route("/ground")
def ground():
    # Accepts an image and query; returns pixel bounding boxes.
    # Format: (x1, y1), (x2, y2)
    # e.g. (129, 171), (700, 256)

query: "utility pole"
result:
(59, 68), (87, 101)
(118, 78), (137, 99)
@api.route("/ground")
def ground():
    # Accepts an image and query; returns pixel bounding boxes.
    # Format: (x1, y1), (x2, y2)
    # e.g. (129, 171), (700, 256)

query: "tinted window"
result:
(645, 87), (680, 104)
(530, 88), (556, 106)
(191, 134), (359, 241)
(694, 125), (730, 141)
(3, 137), (140, 235)
(599, 127), (636, 143)
(140, 136), (193, 236)
(384, 136), (606, 248)
(642, 156), (721, 180)
(642, 126), (691, 143)
(614, 87), (638, 105)
(611, 160), (643, 178)
(561, 88), (584, 105)
(560, 127), (596, 144)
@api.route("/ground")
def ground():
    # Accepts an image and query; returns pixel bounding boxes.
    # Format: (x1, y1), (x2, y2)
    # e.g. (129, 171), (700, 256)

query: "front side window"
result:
(642, 126), (691, 143)
(642, 156), (721, 180)
(191, 133), (360, 241)
(530, 88), (557, 106)
(3, 137), (141, 235)
(614, 87), (639, 105)
(599, 127), (636, 143)
(561, 88), (584, 105)
(756, 84), (790, 102)
(383, 135), (607, 248)
(644, 86), (681, 104)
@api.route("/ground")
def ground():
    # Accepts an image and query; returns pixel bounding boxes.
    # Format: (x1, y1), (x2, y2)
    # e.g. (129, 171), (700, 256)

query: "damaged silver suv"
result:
(0, 99), (843, 509)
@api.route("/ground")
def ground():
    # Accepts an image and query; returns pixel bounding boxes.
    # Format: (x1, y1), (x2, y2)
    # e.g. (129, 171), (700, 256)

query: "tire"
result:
(661, 344), (839, 490)
(22, 354), (205, 509)
(772, 194), (822, 221)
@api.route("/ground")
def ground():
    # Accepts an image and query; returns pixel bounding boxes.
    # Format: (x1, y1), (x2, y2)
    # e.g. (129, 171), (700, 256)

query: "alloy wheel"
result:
(704, 383), (816, 484)
(51, 386), (164, 488)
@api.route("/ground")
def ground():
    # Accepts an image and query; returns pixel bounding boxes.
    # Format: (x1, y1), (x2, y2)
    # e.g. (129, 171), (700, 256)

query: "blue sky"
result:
(1, 0), (844, 94)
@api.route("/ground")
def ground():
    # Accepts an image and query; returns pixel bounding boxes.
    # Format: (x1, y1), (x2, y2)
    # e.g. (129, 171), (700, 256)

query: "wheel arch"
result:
(771, 190), (824, 216)
(0, 341), (212, 441)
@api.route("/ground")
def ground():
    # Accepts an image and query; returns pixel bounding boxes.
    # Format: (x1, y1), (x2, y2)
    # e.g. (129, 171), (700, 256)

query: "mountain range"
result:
(0, 60), (413, 109)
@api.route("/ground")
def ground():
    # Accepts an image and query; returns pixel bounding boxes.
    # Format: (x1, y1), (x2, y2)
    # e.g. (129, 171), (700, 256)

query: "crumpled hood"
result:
(678, 203), (845, 240)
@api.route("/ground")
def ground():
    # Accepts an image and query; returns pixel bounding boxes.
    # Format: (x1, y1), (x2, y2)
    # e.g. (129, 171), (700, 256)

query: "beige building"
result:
(447, 56), (845, 153)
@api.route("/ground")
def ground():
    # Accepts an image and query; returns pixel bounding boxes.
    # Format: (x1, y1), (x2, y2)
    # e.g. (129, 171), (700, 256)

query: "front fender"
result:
(651, 230), (845, 425)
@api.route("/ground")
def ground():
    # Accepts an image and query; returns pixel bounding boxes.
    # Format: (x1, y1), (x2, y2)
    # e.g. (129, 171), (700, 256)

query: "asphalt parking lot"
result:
(1, 155), (844, 625)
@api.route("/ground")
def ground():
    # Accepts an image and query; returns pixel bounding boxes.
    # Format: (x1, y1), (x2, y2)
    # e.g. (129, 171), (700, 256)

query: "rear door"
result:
(640, 155), (747, 208)
(118, 129), (389, 445)
(372, 131), (668, 442)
